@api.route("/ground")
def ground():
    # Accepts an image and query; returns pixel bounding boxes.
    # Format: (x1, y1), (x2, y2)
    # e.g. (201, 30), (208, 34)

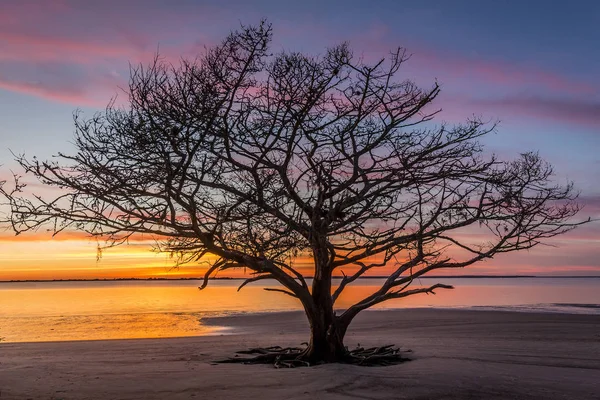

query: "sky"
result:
(0, 0), (598, 280)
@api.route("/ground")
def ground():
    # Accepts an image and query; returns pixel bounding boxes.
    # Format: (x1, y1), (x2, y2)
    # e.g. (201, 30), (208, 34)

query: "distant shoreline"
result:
(2, 275), (600, 283)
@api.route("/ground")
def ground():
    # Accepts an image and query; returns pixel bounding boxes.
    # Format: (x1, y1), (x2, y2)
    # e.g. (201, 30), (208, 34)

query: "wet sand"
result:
(1, 309), (599, 399)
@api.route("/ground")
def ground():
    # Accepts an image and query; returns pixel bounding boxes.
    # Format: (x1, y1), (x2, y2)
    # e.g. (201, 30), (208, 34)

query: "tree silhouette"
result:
(1, 21), (584, 365)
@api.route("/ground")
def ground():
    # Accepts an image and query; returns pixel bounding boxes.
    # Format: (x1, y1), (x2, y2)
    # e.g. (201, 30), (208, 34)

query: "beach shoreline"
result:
(1, 309), (599, 399)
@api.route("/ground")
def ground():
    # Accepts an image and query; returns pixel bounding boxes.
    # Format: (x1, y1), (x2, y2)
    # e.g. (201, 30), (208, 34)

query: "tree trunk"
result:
(301, 253), (349, 363)
(303, 312), (348, 363)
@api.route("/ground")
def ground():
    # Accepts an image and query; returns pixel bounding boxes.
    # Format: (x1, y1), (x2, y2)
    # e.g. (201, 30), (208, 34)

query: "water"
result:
(1, 277), (599, 343)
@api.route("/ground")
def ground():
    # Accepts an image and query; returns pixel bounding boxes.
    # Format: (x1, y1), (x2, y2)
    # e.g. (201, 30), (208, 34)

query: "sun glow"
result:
(2, 231), (598, 281)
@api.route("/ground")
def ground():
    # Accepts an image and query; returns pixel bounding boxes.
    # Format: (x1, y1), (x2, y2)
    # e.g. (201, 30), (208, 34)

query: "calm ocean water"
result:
(1, 277), (599, 343)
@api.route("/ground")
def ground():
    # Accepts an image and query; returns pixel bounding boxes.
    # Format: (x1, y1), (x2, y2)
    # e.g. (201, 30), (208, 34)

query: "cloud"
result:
(0, 230), (158, 243)
(346, 23), (597, 98)
(579, 195), (600, 216)
(0, 32), (140, 64)
(0, 2), (597, 122)
(0, 0), (212, 104)
(0, 77), (103, 106)
(468, 96), (600, 128)
(410, 51), (596, 96)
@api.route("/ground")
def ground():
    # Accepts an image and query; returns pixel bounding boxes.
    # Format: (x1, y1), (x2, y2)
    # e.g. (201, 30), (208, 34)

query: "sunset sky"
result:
(0, 0), (598, 280)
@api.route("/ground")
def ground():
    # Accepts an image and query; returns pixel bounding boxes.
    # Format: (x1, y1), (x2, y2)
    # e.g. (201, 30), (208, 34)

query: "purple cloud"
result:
(468, 96), (600, 128)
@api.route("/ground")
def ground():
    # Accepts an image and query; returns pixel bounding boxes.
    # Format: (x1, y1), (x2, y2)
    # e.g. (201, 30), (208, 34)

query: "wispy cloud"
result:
(0, 32), (141, 64)
(0, 77), (102, 106)
(348, 23), (598, 97)
(466, 96), (600, 128)
(1, 4), (597, 111)
(409, 51), (596, 96)
(0, 0), (216, 105)
(0, 230), (157, 243)
(580, 195), (600, 215)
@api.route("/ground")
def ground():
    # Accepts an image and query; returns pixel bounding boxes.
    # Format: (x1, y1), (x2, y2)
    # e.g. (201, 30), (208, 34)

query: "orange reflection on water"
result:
(1, 279), (599, 343)
(0, 312), (224, 343)
(335, 280), (600, 309)
(0, 281), (301, 343)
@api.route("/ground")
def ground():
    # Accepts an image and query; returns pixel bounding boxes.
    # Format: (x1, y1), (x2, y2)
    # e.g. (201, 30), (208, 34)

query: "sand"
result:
(1, 309), (599, 399)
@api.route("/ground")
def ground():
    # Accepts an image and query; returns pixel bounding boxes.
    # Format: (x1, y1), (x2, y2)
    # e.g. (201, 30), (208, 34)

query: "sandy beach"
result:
(1, 309), (599, 399)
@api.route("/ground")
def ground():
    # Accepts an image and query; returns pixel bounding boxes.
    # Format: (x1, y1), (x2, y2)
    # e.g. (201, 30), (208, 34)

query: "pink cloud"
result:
(0, 5), (596, 117)
(409, 51), (596, 96)
(579, 195), (600, 216)
(0, 32), (140, 64)
(0, 230), (155, 243)
(347, 23), (597, 97)
(0, 0), (219, 104)
(422, 91), (600, 130)
(466, 96), (600, 128)
(0, 77), (105, 106)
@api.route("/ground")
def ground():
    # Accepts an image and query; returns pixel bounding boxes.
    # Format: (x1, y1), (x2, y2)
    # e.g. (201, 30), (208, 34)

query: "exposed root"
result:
(216, 345), (308, 368)
(347, 344), (411, 366)
(215, 344), (411, 368)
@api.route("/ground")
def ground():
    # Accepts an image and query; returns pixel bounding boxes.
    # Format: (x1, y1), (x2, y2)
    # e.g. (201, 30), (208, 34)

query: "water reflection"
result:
(1, 278), (598, 343)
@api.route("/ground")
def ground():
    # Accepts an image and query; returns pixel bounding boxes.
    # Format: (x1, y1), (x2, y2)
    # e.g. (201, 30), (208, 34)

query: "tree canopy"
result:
(1, 21), (584, 364)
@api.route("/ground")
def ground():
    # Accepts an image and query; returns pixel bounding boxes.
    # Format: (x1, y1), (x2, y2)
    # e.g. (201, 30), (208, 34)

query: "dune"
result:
(1, 309), (599, 399)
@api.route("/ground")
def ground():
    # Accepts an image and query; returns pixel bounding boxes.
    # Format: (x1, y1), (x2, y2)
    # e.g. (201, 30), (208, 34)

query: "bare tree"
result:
(1, 21), (585, 365)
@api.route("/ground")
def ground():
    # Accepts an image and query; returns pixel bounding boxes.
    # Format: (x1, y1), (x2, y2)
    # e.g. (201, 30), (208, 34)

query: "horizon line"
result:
(2, 275), (600, 283)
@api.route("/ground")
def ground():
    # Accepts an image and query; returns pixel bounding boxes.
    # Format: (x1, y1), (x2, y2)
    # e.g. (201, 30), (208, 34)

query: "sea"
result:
(1, 277), (599, 343)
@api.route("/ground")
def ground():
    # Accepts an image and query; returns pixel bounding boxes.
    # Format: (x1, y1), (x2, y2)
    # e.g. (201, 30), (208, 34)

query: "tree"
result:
(1, 21), (584, 365)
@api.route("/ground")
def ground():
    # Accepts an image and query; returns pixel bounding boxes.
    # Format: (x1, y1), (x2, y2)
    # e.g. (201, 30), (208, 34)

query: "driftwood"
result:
(216, 344), (411, 368)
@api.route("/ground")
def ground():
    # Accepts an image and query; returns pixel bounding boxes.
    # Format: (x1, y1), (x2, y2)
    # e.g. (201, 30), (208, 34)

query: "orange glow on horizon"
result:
(0, 228), (599, 281)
